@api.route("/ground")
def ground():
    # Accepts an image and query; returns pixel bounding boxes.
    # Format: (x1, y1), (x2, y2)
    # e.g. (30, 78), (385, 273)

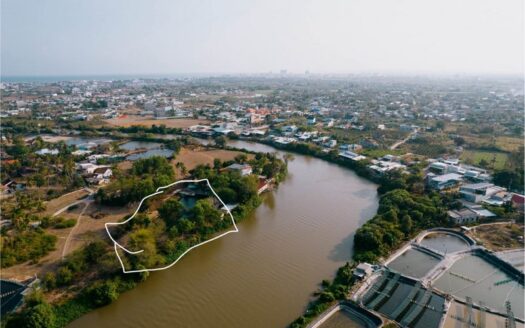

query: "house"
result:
(85, 167), (112, 185)
(448, 208), (479, 224)
(368, 160), (407, 175)
(511, 194), (525, 213)
(459, 182), (510, 205)
(323, 139), (337, 148)
(273, 137), (296, 145)
(339, 144), (362, 152)
(1, 179), (26, 194)
(400, 124), (413, 132)
(35, 148), (59, 156)
(360, 138), (379, 149)
(225, 163), (252, 176)
(428, 162), (449, 174)
(427, 173), (462, 190)
(281, 125), (298, 136)
(77, 163), (101, 174)
(213, 127), (234, 135)
(220, 203), (239, 212)
(307, 117), (316, 125)
(353, 263), (374, 279)
(257, 176), (272, 194)
(324, 118), (334, 128)
(339, 151), (366, 161)
(448, 206), (496, 225)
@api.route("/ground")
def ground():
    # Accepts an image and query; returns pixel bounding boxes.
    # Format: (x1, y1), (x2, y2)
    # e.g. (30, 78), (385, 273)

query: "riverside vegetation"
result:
(2, 152), (287, 328)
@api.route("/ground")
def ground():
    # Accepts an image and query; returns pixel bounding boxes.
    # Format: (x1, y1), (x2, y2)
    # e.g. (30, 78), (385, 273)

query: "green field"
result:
(461, 150), (509, 170)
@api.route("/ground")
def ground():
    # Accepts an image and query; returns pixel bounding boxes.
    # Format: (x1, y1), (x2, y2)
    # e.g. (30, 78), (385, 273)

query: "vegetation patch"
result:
(461, 150), (509, 170)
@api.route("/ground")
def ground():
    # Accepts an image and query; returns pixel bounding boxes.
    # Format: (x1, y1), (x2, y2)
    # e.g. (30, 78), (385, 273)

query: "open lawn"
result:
(104, 115), (210, 128)
(173, 147), (254, 171)
(460, 149), (509, 170)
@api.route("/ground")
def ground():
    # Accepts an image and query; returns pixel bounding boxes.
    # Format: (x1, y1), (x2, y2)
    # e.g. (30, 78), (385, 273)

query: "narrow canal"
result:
(69, 140), (379, 328)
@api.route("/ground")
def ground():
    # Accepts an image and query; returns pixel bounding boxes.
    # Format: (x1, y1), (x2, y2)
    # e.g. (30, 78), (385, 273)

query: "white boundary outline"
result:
(104, 178), (238, 274)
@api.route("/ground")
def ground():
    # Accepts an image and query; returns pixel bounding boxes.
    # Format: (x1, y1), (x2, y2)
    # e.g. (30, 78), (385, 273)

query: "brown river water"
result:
(69, 140), (378, 328)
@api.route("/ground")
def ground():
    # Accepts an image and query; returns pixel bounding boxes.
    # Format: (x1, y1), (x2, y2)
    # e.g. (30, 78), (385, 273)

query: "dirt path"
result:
(61, 201), (91, 259)
(51, 188), (95, 259)
(390, 129), (418, 150)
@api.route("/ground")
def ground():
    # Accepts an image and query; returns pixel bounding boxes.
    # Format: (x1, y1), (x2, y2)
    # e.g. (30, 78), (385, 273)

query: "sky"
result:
(1, 0), (524, 77)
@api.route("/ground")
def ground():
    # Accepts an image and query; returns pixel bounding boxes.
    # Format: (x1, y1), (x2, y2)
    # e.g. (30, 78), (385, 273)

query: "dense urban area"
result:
(0, 75), (524, 328)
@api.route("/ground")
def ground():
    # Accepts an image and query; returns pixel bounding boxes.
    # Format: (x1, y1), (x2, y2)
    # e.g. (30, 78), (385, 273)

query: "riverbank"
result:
(65, 139), (378, 328)
(2, 148), (288, 328)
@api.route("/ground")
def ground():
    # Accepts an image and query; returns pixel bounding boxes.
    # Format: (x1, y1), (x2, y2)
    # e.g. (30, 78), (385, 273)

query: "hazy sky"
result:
(1, 0), (523, 76)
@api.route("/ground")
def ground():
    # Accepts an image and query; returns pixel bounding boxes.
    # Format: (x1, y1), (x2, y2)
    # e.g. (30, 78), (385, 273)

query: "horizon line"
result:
(2, 71), (524, 82)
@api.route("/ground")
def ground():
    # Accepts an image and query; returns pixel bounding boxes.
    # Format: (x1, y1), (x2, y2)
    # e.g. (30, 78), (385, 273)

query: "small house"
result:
(353, 263), (374, 280)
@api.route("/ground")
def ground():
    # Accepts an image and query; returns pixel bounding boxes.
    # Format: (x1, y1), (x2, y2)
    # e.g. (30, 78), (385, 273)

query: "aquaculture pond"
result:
(125, 148), (174, 161)
(495, 249), (525, 273)
(419, 233), (470, 254)
(433, 253), (524, 319)
(119, 141), (163, 151)
(64, 137), (112, 147)
(320, 310), (368, 328)
(363, 272), (445, 328)
(387, 248), (441, 279)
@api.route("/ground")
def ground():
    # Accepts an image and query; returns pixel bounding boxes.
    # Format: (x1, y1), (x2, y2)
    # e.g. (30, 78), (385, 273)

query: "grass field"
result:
(469, 223), (524, 251)
(496, 136), (524, 152)
(460, 149), (509, 170)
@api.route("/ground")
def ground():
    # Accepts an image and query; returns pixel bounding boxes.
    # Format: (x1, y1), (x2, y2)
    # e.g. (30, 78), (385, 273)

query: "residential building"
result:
(427, 173), (462, 190)
(225, 163), (252, 176)
(35, 148), (59, 156)
(339, 151), (366, 161)
(459, 183), (509, 205)
(353, 263), (374, 279)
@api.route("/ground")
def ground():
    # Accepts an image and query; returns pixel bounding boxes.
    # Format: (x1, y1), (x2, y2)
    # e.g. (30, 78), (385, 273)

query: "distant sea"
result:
(0, 73), (220, 83)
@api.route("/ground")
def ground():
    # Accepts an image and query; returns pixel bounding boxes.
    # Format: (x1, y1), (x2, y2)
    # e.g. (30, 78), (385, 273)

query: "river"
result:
(69, 140), (378, 328)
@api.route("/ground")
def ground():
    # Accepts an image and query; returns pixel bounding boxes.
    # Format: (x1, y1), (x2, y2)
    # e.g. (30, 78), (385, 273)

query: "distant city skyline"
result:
(1, 0), (523, 77)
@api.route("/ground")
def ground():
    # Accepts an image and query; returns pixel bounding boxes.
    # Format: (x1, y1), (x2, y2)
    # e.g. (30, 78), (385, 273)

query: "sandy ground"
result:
(173, 147), (253, 171)
(104, 115), (210, 128)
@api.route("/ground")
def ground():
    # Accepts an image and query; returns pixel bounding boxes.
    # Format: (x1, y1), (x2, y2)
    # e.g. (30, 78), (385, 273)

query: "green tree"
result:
(23, 302), (56, 328)
(43, 272), (56, 289)
(158, 198), (183, 228)
(214, 135), (227, 148)
(400, 214), (413, 236)
(177, 218), (195, 234)
(87, 280), (119, 307)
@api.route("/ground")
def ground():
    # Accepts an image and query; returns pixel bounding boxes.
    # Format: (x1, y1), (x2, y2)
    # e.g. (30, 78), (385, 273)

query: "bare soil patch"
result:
(469, 222), (524, 251)
(173, 147), (253, 171)
(104, 115), (210, 128)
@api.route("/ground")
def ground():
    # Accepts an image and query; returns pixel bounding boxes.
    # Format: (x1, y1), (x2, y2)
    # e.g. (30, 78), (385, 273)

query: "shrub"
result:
(56, 267), (73, 286)
(86, 280), (119, 307)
